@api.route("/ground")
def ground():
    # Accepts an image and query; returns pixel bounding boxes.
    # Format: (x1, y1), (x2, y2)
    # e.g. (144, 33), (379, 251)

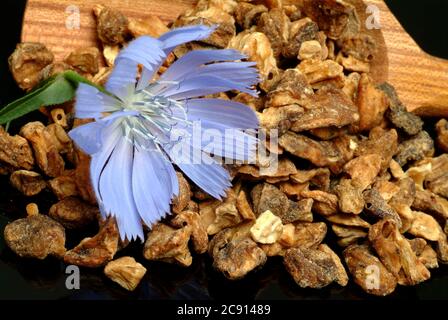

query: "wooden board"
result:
(21, 0), (448, 115)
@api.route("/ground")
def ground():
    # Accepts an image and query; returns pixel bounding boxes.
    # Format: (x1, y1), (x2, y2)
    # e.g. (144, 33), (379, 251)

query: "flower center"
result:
(121, 85), (191, 152)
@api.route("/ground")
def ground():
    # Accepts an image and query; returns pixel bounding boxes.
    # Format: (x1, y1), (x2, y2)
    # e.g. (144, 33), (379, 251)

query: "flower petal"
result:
(108, 36), (166, 94)
(132, 145), (178, 226)
(159, 74), (257, 100)
(159, 25), (217, 54)
(74, 83), (121, 119)
(68, 121), (104, 155)
(160, 49), (247, 82)
(185, 98), (259, 129)
(166, 142), (231, 199)
(98, 138), (144, 241)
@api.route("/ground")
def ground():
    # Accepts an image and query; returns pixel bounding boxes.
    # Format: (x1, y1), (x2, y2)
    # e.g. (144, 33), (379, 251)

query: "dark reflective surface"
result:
(1, 0), (448, 300)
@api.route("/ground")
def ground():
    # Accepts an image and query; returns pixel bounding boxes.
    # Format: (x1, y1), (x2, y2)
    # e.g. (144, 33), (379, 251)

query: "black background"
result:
(1, 0), (448, 300)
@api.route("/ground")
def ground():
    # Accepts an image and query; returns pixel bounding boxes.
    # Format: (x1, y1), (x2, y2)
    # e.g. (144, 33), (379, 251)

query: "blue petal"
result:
(108, 36), (166, 94)
(159, 74), (258, 100)
(185, 98), (259, 129)
(165, 142), (232, 199)
(132, 144), (178, 227)
(68, 121), (104, 155)
(98, 138), (144, 241)
(160, 49), (247, 82)
(74, 83), (121, 119)
(159, 25), (217, 54)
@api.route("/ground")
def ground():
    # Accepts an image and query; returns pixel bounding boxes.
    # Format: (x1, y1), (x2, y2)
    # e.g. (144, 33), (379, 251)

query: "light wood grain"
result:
(21, 0), (448, 115)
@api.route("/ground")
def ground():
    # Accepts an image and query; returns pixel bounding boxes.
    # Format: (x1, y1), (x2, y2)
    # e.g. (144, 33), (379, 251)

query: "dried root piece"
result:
(290, 88), (359, 132)
(208, 189), (242, 235)
(4, 213), (66, 259)
(171, 211), (208, 254)
(334, 178), (364, 215)
(256, 8), (290, 59)
(436, 119), (448, 152)
(64, 218), (119, 267)
(284, 18), (319, 59)
(368, 219), (430, 286)
(283, 244), (348, 289)
(423, 155), (448, 198)
(343, 244), (397, 296)
(0, 126), (34, 170)
(235, 2), (268, 29)
(412, 189), (448, 221)
(19, 122), (66, 177)
(409, 238), (439, 269)
(104, 256), (147, 291)
(94, 5), (129, 45)
(8, 42), (54, 90)
(297, 59), (343, 85)
(331, 225), (367, 247)
(265, 68), (313, 109)
(354, 74), (389, 132)
(395, 131), (435, 166)
(408, 211), (443, 242)
(363, 188), (402, 227)
(64, 47), (100, 75)
(143, 223), (192, 267)
(172, 172), (192, 214)
(49, 197), (98, 229)
(127, 15), (169, 38)
(10, 170), (46, 196)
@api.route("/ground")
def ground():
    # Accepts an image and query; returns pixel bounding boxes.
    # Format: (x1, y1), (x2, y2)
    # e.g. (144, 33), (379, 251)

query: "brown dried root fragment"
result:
(50, 108), (68, 128)
(127, 15), (169, 38)
(342, 72), (361, 100)
(436, 119), (448, 152)
(343, 154), (381, 190)
(363, 189), (402, 227)
(8, 42), (54, 90)
(48, 170), (79, 200)
(423, 155), (448, 198)
(336, 53), (370, 73)
(256, 8), (290, 59)
(64, 218), (119, 268)
(301, 189), (338, 216)
(279, 131), (354, 172)
(208, 189), (242, 235)
(64, 47), (100, 75)
(10, 170), (46, 196)
(412, 189), (448, 221)
(326, 213), (370, 229)
(171, 211), (208, 254)
(49, 197), (98, 229)
(94, 5), (129, 45)
(368, 219), (430, 286)
(408, 238), (439, 269)
(238, 158), (297, 181)
(283, 244), (348, 289)
(302, 0), (355, 40)
(334, 178), (364, 215)
(290, 88), (359, 132)
(228, 31), (279, 90)
(196, 0), (238, 14)
(355, 127), (398, 172)
(437, 233), (448, 264)
(354, 74), (389, 132)
(395, 131), (434, 166)
(172, 172), (192, 214)
(235, 2), (267, 29)
(343, 244), (397, 296)
(0, 126), (34, 170)
(408, 211), (443, 242)
(19, 122), (65, 177)
(236, 190), (256, 221)
(73, 149), (97, 205)
(331, 225), (367, 247)
(338, 34), (376, 62)
(174, 6), (235, 48)
(290, 168), (331, 191)
(283, 18), (318, 59)
(4, 213), (66, 259)
(289, 222), (327, 249)
(250, 210), (283, 244)
(378, 83), (423, 136)
(104, 256), (147, 291)
(251, 183), (288, 217)
(210, 226), (267, 280)
(143, 223), (192, 267)
(265, 68), (313, 109)
(297, 59), (343, 85)
(298, 40), (323, 60)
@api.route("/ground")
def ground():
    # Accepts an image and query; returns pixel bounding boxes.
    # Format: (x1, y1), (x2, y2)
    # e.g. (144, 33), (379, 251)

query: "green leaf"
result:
(0, 71), (110, 126)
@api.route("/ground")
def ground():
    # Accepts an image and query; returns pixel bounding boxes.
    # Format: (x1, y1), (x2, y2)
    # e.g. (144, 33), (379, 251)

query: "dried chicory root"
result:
(2, 0), (448, 296)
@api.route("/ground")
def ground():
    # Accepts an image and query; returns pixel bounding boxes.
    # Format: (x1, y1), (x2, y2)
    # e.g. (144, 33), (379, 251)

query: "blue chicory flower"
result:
(69, 25), (260, 241)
